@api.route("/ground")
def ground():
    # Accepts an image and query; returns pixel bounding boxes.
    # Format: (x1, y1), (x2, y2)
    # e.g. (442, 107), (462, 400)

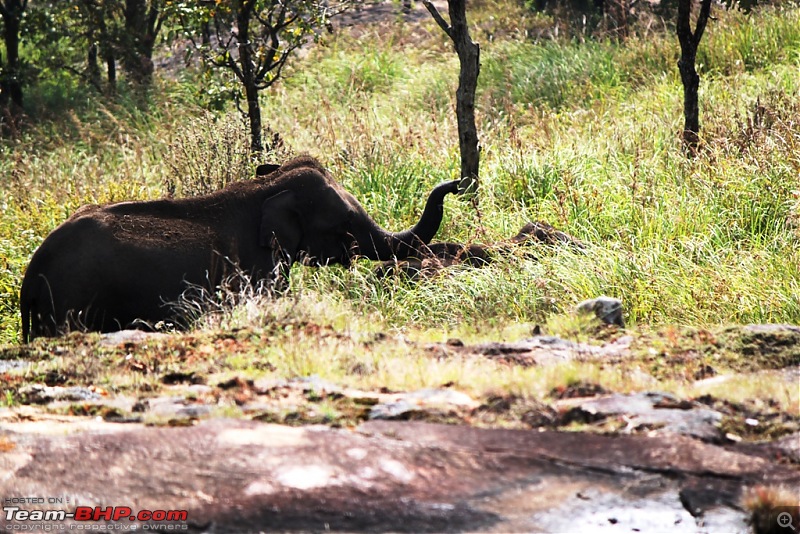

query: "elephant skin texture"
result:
(20, 157), (459, 341)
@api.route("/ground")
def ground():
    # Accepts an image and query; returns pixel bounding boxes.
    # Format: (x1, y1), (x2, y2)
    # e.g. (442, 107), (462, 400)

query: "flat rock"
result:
(556, 391), (724, 440)
(2, 419), (797, 532)
(99, 329), (170, 347)
(146, 396), (214, 419)
(369, 388), (478, 419)
(771, 431), (800, 463)
(0, 359), (30, 372)
(0, 407), (144, 448)
(741, 323), (800, 335)
(720, 324), (800, 369)
(438, 335), (633, 366)
(17, 384), (102, 404)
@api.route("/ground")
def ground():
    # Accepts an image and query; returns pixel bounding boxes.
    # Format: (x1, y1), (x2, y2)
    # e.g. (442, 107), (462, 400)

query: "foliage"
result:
(171, 0), (351, 151)
(0, 1), (171, 146)
(520, 0), (772, 37)
(23, 2), (107, 93)
(172, 0), (334, 88)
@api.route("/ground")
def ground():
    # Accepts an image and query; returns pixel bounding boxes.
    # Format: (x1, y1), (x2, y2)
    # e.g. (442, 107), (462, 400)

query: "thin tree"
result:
(0, 0), (27, 124)
(422, 0), (480, 194)
(676, 0), (712, 155)
(84, 0), (119, 93)
(121, 0), (166, 86)
(177, 0), (348, 153)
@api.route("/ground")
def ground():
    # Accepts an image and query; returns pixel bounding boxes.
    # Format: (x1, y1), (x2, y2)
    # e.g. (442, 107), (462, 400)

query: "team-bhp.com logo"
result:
(3, 502), (188, 531)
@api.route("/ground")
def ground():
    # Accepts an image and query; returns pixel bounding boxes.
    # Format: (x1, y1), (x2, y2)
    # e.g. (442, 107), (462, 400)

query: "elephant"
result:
(20, 156), (460, 341)
(375, 221), (586, 279)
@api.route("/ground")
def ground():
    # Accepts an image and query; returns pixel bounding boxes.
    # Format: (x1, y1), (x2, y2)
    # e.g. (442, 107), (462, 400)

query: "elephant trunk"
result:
(357, 179), (460, 261)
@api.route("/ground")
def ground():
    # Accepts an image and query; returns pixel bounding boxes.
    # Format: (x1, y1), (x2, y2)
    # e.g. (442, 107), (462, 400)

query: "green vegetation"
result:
(1, 2), (799, 417)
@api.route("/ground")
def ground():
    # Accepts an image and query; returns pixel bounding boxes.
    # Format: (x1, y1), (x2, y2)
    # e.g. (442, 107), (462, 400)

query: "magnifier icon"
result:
(778, 512), (796, 531)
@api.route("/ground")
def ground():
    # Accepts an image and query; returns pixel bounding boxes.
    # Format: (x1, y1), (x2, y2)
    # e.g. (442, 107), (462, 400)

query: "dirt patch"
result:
(338, 1), (449, 29)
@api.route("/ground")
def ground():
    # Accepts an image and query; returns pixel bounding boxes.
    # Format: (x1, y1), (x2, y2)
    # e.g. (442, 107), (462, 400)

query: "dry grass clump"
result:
(743, 485), (799, 534)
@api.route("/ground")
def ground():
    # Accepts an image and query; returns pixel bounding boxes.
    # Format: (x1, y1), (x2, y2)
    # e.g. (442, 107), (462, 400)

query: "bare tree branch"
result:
(256, 46), (297, 89)
(422, 0), (451, 37)
(694, 0), (713, 44)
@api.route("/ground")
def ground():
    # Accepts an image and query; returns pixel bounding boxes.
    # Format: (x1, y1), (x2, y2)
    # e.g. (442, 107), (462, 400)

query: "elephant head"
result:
(258, 161), (460, 268)
(20, 156), (459, 340)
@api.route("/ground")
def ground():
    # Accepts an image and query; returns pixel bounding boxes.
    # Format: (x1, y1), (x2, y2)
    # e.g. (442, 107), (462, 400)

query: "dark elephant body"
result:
(21, 157), (458, 341)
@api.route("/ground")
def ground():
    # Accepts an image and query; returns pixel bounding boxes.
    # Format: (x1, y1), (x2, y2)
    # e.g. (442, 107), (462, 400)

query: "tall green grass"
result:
(1, 2), (799, 344)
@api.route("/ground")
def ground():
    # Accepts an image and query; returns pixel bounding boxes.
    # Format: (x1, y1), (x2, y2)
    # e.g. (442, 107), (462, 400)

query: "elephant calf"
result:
(20, 157), (459, 341)
(375, 221), (586, 279)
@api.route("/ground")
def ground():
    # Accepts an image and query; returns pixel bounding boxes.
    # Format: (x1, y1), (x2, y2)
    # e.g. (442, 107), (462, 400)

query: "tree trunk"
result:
(106, 51), (117, 93)
(450, 0), (480, 194)
(244, 82), (263, 153)
(676, 0), (712, 156)
(236, 1), (263, 153)
(87, 42), (102, 89)
(423, 0), (481, 195)
(678, 51), (700, 151)
(94, 2), (117, 94)
(0, 0), (25, 117)
(123, 0), (157, 86)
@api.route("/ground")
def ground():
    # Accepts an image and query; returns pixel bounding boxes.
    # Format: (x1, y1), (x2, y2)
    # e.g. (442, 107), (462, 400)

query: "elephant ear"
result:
(256, 163), (280, 177)
(260, 190), (303, 263)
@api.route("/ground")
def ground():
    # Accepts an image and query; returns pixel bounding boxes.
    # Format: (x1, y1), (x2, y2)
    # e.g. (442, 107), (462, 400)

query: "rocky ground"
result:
(1, 323), (798, 532)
